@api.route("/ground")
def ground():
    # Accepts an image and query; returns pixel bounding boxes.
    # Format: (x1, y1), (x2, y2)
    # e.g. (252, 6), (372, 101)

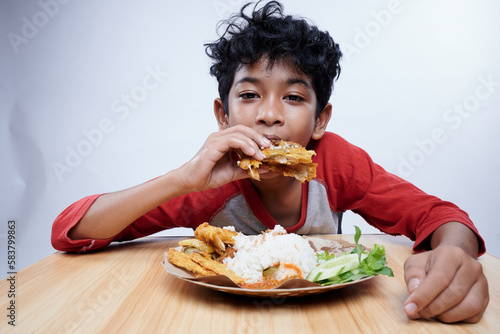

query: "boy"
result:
(52, 1), (488, 323)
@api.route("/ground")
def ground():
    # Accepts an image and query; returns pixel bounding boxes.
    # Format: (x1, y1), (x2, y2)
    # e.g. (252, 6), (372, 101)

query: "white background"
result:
(1, 0), (499, 275)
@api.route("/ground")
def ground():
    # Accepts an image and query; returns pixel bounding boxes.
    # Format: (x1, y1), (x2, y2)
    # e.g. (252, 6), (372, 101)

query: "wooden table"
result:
(1, 234), (498, 333)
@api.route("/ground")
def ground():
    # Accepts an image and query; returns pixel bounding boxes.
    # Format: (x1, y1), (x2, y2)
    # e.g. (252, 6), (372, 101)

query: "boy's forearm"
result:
(68, 168), (190, 240)
(430, 221), (479, 258)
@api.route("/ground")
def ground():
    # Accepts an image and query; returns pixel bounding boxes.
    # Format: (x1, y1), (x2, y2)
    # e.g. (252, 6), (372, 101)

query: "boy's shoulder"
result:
(310, 131), (374, 177)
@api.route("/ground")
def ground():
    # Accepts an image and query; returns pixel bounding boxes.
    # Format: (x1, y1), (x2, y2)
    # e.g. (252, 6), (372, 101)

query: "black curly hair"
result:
(205, 1), (342, 117)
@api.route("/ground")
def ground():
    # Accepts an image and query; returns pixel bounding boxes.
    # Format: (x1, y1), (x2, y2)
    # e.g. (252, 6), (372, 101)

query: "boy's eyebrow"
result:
(287, 78), (313, 90)
(234, 77), (260, 86)
(234, 77), (313, 90)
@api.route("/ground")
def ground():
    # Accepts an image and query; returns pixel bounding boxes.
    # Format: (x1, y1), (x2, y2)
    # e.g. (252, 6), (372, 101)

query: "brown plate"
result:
(161, 236), (375, 297)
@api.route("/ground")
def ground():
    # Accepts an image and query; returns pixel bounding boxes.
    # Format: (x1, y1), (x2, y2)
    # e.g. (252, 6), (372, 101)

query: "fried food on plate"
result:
(178, 238), (215, 254)
(167, 223), (245, 284)
(189, 252), (245, 285)
(167, 240), (245, 284)
(194, 222), (237, 254)
(166, 224), (315, 289)
(167, 248), (216, 277)
(237, 140), (317, 183)
(166, 224), (394, 290)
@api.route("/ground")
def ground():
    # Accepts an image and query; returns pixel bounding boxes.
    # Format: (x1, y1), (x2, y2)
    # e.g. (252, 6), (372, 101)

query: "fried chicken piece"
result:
(167, 248), (246, 285)
(190, 252), (245, 285)
(179, 238), (215, 254)
(262, 140), (316, 164)
(215, 246), (237, 262)
(237, 140), (317, 183)
(167, 248), (216, 277)
(194, 223), (237, 254)
(238, 159), (261, 180)
(265, 162), (317, 183)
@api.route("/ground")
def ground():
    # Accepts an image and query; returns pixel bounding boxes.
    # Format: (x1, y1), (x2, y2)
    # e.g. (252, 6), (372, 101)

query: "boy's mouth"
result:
(263, 134), (282, 141)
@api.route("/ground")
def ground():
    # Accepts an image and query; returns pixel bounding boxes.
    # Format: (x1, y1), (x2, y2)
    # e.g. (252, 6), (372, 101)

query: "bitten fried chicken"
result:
(237, 140), (317, 183)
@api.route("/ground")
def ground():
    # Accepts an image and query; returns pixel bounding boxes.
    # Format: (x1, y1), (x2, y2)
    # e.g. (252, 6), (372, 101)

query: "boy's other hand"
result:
(178, 125), (270, 192)
(403, 245), (489, 323)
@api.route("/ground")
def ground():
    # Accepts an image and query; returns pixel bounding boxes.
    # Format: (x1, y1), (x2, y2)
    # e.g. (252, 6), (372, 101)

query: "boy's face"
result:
(216, 58), (329, 148)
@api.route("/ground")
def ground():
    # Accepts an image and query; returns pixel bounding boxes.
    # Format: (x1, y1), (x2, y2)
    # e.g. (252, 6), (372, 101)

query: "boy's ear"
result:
(214, 98), (229, 130)
(311, 103), (332, 140)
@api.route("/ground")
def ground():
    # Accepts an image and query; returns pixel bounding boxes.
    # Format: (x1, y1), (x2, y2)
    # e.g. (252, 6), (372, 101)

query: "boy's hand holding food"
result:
(178, 125), (270, 192)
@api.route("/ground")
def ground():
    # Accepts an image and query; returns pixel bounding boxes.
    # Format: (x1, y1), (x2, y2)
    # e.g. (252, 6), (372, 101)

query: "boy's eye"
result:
(285, 95), (304, 102)
(240, 93), (259, 99)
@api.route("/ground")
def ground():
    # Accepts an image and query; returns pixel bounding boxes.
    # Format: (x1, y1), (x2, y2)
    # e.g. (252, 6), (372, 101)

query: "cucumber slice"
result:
(307, 253), (368, 282)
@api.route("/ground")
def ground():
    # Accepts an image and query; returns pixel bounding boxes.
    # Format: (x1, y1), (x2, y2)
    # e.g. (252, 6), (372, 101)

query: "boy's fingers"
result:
(403, 253), (429, 319)
(225, 125), (271, 148)
(202, 133), (256, 162)
(422, 258), (476, 317)
(405, 251), (458, 317)
(403, 250), (457, 318)
(225, 135), (262, 159)
(403, 246), (487, 322)
(214, 126), (270, 160)
(403, 252), (430, 293)
(419, 252), (487, 322)
(434, 279), (489, 323)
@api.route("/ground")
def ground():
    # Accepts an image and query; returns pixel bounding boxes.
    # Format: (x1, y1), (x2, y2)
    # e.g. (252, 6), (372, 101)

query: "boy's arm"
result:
(314, 134), (488, 323)
(67, 125), (270, 240)
(68, 170), (191, 239)
(403, 222), (489, 323)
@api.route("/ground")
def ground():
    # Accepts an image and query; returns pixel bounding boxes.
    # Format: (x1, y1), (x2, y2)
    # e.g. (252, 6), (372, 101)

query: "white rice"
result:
(223, 225), (317, 283)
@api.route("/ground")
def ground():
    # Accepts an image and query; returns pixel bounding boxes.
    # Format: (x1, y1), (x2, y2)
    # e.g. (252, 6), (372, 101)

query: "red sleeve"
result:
(312, 133), (486, 255)
(51, 185), (238, 253)
(51, 194), (116, 252)
(50, 193), (202, 253)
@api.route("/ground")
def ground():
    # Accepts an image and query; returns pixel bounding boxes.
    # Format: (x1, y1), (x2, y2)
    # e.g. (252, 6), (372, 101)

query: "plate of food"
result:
(162, 223), (393, 297)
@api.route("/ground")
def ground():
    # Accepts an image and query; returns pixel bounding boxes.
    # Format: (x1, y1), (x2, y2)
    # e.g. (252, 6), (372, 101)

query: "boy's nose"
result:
(256, 98), (284, 126)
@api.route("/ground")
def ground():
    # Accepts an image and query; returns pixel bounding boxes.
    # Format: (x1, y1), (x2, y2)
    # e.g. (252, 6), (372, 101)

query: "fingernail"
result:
(408, 278), (420, 292)
(261, 137), (270, 146)
(404, 303), (418, 315)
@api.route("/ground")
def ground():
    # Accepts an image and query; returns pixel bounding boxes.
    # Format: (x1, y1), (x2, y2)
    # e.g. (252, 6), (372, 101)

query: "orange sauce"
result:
(282, 263), (303, 278)
(241, 263), (304, 289)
